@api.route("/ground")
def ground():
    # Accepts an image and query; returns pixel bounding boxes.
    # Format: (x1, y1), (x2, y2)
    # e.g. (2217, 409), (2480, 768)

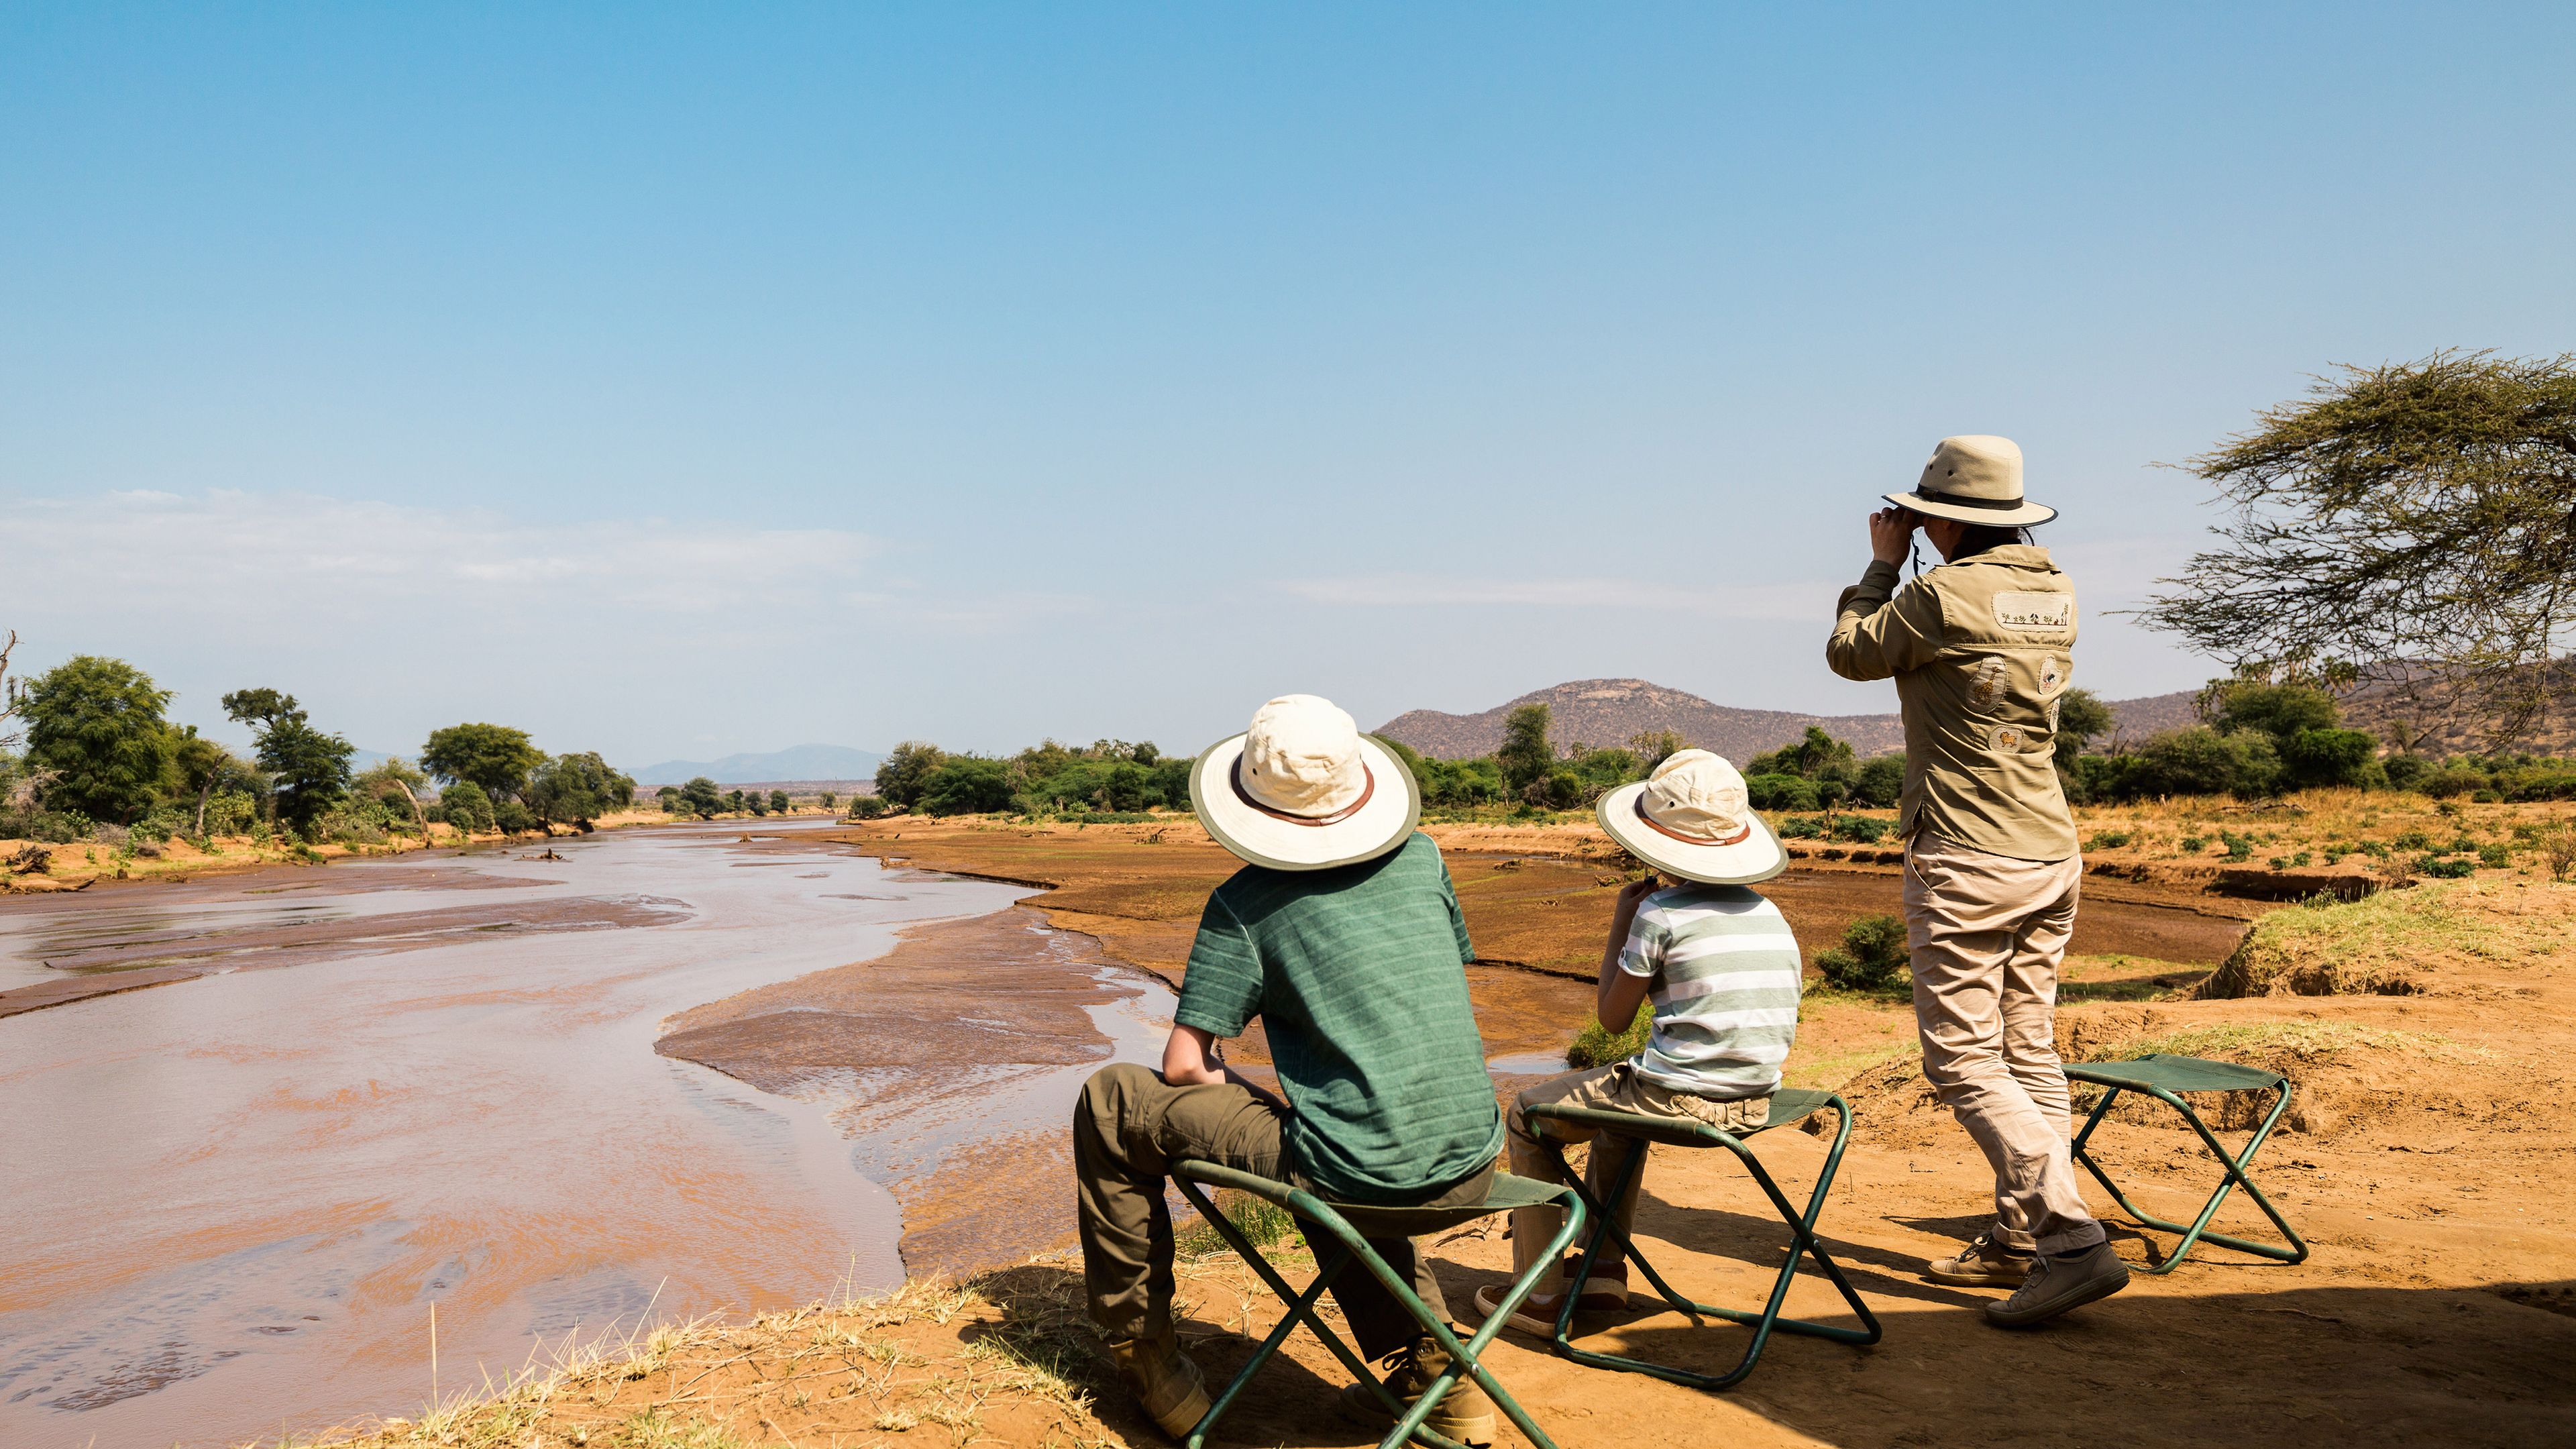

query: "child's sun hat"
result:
(1189, 694), (1421, 871)
(1597, 749), (1788, 885)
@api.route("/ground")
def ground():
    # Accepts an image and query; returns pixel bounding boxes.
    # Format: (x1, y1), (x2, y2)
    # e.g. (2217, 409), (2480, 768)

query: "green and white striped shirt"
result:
(1617, 883), (1803, 1099)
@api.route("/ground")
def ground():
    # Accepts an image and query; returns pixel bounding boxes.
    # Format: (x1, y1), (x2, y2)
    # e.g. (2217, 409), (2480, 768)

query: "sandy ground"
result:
(294, 811), (2575, 1448)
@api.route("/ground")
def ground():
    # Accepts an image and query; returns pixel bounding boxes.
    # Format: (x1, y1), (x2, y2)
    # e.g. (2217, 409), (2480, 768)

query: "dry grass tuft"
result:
(261, 1260), (1126, 1449)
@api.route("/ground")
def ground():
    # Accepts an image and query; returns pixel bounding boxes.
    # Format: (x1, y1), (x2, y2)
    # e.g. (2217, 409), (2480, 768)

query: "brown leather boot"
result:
(1336, 1335), (1499, 1447)
(1106, 1332), (1212, 1440)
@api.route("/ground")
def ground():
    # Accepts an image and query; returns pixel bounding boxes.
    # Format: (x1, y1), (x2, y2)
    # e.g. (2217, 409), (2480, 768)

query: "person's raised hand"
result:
(1615, 875), (1660, 913)
(1870, 506), (1915, 566)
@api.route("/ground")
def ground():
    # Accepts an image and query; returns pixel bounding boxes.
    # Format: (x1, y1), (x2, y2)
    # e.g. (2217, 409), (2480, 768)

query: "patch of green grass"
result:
(1566, 1002), (1654, 1067)
(2118, 1020), (2485, 1066)
(2201, 879), (2561, 997)
(1175, 1190), (1302, 1259)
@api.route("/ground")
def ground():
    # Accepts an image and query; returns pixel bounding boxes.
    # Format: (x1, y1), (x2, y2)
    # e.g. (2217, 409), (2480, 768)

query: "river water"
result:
(0, 822), (1171, 1449)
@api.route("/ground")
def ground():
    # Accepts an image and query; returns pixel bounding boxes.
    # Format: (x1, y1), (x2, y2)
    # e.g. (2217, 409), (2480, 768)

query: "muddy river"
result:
(0, 823), (1173, 1449)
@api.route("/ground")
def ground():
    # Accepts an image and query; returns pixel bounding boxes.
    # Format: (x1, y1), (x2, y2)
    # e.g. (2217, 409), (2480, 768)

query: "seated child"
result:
(1071, 694), (1507, 1445)
(1477, 749), (1801, 1333)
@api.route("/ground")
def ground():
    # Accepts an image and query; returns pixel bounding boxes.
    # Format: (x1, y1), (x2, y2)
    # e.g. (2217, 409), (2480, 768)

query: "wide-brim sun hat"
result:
(1189, 694), (1421, 871)
(1598, 748), (1787, 885)
(1884, 433), (2057, 528)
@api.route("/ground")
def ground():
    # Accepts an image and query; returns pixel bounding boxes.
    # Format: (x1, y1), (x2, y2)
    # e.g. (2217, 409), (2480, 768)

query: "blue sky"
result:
(5, 4), (2571, 764)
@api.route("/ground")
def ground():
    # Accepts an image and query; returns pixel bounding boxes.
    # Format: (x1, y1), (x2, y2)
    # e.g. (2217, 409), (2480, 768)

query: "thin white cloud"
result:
(1278, 572), (1829, 621)
(0, 490), (1099, 761)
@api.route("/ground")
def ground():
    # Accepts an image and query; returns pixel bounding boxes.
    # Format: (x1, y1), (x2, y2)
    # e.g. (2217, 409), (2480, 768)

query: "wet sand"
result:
(0, 824), (1114, 1449)
(655, 900), (1175, 1277)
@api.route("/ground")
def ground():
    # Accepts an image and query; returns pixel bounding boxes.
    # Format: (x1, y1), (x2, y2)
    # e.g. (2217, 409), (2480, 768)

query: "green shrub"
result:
(2477, 843), (2510, 868)
(1776, 814), (1826, 839)
(1833, 816), (1892, 845)
(491, 800), (539, 834)
(845, 796), (890, 820)
(1566, 1002), (1654, 1068)
(2422, 767), (2487, 798)
(2381, 754), (2432, 792)
(2421, 856), (2477, 879)
(2392, 828), (2431, 851)
(1815, 913), (1909, 992)
(2220, 830), (2254, 861)
(2086, 830), (2133, 851)
(2179, 834), (2207, 852)
(1745, 773), (1820, 812)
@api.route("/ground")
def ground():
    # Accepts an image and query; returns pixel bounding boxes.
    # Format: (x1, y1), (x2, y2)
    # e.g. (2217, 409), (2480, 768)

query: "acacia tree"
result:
(223, 688), (354, 835)
(525, 751), (636, 826)
(2140, 352), (2576, 751)
(21, 655), (177, 823)
(873, 742), (946, 808)
(1496, 704), (1554, 794)
(420, 723), (545, 804)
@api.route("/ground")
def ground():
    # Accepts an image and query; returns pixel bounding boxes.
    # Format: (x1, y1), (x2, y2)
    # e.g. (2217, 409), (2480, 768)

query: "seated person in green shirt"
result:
(1073, 694), (1505, 1446)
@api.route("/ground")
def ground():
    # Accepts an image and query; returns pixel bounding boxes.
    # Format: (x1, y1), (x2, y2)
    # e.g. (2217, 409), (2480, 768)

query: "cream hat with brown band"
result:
(1189, 694), (1421, 871)
(1884, 434), (2057, 527)
(1596, 749), (1787, 885)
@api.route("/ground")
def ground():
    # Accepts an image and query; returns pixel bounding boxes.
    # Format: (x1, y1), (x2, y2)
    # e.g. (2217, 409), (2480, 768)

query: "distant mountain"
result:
(1378, 680), (1909, 763)
(632, 744), (884, 786)
(1377, 679), (2203, 762)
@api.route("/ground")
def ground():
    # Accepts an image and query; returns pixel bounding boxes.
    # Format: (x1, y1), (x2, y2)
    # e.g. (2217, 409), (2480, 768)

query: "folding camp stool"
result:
(2064, 1053), (2309, 1274)
(1168, 1160), (1585, 1449)
(1523, 1086), (1880, 1391)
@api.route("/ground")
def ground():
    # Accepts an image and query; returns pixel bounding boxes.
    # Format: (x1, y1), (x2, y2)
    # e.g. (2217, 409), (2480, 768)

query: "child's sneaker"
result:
(1926, 1232), (2035, 1287)
(1471, 1264), (1629, 1337)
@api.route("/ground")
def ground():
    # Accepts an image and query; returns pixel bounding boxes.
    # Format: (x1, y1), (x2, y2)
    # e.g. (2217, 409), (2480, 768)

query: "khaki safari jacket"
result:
(1826, 544), (2080, 862)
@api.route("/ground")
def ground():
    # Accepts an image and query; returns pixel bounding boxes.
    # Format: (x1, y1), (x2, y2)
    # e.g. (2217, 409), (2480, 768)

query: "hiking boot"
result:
(1984, 1241), (2131, 1328)
(1927, 1232), (2035, 1287)
(1472, 1264), (1630, 1337)
(1106, 1332), (1212, 1440)
(1336, 1336), (1498, 1448)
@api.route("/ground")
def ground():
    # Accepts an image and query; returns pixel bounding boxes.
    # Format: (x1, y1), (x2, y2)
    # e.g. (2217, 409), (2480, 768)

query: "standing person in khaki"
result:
(1825, 435), (2131, 1328)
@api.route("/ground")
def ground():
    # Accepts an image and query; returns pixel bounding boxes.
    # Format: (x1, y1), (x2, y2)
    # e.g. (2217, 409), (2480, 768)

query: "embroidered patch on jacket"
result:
(1994, 592), (2075, 631)
(2041, 654), (2067, 694)
(1967, 656), (2005, 708)
(2046, 697), (2061, 733)
(1992, 724), (2029, 753)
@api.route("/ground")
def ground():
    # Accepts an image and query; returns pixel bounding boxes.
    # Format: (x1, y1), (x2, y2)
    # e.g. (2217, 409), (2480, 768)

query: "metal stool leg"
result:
(1534, 1099), (1880, 1391)
(2070, 1081), (2310, 1273)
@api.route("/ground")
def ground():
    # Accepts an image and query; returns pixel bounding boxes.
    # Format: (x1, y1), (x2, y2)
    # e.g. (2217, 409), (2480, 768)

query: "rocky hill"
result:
(1377, 678), (2204, 761)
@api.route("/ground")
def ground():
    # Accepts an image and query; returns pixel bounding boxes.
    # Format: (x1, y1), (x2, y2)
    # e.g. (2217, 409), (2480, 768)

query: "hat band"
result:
(1907, 486), (2024, 511)
(1635, 794), (1752, 848)
(1232, 759), (1377, 826)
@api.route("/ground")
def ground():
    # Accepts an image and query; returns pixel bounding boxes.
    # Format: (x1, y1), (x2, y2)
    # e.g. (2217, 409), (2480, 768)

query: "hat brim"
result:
(1190, 733), (1421, 871)
(1884, 490), (2057, 527)
(1597, 782), (1789, 885)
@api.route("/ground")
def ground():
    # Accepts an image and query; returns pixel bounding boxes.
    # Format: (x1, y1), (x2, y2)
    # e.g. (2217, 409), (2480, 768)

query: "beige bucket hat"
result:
(1597, 749), (1787, 885)
(1884, 434), (2056, 527)
(1189, 694), (1421, 871)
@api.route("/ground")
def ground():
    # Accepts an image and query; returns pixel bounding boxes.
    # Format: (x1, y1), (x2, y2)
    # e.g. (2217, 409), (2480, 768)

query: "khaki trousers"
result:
(1504, 1062), (1772, 1289)
(1902, 833), (2105, 1254)
(1072, 1061), (1489, 1361)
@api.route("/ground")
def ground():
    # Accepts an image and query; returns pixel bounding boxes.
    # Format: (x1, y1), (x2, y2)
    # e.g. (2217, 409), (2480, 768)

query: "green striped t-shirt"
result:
(1617, 882), (1803, 1099)
(1176, 832), (1503, 1204)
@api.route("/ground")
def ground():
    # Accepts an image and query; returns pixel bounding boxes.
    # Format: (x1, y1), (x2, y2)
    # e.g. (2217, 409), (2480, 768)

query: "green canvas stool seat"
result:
(2064, 1053), (2309, 1273)
(1168, 1160), (1586, 1449)
(1522, 1086), (1881, 1391)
